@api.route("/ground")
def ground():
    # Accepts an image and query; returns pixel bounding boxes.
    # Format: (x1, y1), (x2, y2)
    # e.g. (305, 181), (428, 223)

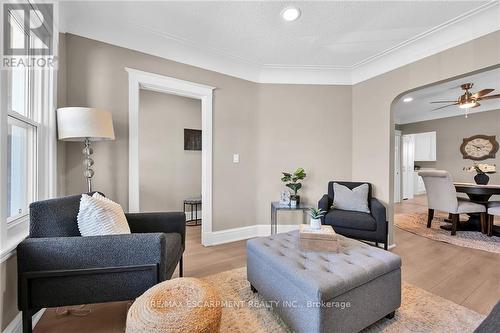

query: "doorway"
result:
(138, 90), (202, 243)
(401, 134), (415, 200)
(126, 68), (214, 246)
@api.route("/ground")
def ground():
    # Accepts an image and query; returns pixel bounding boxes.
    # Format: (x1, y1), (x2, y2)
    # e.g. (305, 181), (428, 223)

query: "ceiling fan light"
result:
(459, 101), (478, 109)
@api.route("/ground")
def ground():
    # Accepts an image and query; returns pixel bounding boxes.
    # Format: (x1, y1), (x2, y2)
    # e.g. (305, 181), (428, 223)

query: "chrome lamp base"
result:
(83, 138), (94, 192)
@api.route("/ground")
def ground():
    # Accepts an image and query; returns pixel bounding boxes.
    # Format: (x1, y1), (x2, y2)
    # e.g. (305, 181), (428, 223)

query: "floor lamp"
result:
(57, 107), (115, 192)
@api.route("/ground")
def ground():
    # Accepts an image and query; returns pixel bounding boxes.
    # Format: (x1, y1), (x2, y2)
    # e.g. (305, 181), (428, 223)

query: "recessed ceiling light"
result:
(403, 97), (413, 103)
(281, 6), (301, 22)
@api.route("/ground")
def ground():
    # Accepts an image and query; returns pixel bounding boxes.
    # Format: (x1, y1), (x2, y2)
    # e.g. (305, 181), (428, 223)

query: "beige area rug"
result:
(203, 267), (484, 333)
(395, 212), (500, 254)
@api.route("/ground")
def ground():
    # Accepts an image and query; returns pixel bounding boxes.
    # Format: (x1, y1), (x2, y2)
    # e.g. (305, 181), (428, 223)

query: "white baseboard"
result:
(203, 224), (301, 246)
(203, 224), (396, 250)
(3, 309), (45, 333)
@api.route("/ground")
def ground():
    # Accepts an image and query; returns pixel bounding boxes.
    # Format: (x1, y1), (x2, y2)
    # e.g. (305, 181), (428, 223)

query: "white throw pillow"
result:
(333, 183), (370, 213)
(77, 193), (131, 236)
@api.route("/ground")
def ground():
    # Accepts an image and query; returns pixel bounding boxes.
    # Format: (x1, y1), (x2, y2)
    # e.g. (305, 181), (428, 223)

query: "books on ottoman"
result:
(299, 224), (338, 252)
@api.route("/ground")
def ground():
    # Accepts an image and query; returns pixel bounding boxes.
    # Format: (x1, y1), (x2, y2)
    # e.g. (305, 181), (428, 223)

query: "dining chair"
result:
(418, 170), (487, 236)
(487, 202), (500, 237)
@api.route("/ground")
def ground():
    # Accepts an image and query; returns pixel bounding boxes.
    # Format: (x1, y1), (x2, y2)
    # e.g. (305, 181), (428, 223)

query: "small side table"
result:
(271, 202), (313, 235)
(184, 198), (202, 226)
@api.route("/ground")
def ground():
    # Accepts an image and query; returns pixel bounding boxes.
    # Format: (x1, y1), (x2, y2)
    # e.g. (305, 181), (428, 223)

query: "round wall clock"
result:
(460, 135), (499, 161)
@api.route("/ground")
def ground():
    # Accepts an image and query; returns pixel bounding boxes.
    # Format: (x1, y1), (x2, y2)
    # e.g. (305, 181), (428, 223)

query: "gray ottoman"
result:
(247, 231), (401, 333)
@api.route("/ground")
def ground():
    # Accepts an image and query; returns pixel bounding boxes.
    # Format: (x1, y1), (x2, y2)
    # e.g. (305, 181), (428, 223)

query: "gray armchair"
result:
(17, 193), (185, 333)
(318, 181), (389, 250)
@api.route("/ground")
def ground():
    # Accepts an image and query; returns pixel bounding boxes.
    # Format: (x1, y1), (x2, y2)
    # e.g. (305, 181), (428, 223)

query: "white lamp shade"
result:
(57, 107), (115, 141)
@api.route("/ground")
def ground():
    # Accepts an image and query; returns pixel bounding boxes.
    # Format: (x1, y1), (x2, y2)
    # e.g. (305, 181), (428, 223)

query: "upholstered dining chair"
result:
(418, 170), (487, 236)
(487, 202), (500, 237)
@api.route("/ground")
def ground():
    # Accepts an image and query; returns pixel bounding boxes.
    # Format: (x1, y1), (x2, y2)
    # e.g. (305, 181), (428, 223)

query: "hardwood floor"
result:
(34, 200), (499, 332)
(393, 195), (500, 315)
(182, 225), (247, 277)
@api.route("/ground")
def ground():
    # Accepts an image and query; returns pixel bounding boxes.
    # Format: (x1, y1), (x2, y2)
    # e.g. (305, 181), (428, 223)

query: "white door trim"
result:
(125, 68), (215, 246)
(394, 130), (402, 203)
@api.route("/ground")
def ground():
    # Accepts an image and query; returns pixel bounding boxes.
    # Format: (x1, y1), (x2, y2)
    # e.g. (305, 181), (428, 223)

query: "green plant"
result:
(309, 208), (326, 220)
(474, 165), (485, 174)
(281, 168), (306, 196)
(464, 163), (497, 174)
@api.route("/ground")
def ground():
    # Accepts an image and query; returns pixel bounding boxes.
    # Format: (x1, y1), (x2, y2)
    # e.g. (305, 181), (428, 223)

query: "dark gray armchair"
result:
(17, 193), (185, 333)
(318, 181), (389, 250)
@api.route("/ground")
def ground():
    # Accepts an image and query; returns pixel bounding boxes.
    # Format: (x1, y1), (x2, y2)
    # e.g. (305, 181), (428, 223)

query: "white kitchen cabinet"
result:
(414, 132), (436, 161)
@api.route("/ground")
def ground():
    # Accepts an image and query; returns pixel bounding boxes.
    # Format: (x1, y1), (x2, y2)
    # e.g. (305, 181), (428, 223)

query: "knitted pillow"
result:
(77, 193), (131, 236)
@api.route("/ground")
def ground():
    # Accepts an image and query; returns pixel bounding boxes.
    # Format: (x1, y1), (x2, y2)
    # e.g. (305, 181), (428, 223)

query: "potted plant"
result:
(281, 168), (306, 206)
(463, 163), (496, 185)
(308, 208), (325, 230)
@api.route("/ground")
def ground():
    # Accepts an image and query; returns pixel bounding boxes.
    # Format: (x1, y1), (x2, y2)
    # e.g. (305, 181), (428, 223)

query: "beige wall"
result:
(57, 33), (67, 197)
(352, 31), (500, 244)
(61, 31), (500, 235)
(400, 110), (500, 186)
(0, 256), (18, 330)
(139, 90), (202, 212)
(255, 84), (352, 225)
(63, 33), (260, 231)
(62, 33), (352, 231)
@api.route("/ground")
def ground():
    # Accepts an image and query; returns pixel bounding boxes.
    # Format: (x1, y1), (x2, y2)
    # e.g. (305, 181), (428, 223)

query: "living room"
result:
(1, 1), (499, 333)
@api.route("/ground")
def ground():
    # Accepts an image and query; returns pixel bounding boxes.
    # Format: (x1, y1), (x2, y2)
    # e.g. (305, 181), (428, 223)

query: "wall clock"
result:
(460, 135), (499, 161)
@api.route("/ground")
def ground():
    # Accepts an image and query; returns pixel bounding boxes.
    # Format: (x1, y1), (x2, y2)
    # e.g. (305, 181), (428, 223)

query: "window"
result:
(1, 2), (57, 253)
(7, 115), (37, 222)
(6, 15), (39, 223)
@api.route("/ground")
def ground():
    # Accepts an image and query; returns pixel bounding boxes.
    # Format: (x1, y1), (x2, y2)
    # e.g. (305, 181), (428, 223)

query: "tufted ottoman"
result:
(247, 230), (401, 333)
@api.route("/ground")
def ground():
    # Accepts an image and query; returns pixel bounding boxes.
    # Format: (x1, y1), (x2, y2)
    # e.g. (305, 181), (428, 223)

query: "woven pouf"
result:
(126, 278), (222, 333)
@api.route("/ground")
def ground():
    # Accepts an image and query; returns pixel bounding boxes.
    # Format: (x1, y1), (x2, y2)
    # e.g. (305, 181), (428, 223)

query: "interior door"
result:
(402, 134), (415, 200)
(394, 130), (402, 203)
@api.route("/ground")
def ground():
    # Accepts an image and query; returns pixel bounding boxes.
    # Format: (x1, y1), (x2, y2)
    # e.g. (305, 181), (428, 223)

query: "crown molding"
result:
(259, 64), (352, 85)
(60, 9), (262, 82)
(351, 1), (500, 84)
(60, 1), (500, 85)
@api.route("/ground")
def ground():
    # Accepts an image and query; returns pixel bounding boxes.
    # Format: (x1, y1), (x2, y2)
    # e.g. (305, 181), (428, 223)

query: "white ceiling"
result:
(394, 66), (500, 124)
(59, 1), (500, 84)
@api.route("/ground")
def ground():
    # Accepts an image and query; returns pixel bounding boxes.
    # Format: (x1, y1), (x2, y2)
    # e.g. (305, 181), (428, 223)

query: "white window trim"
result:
(0, 30), (58, 264)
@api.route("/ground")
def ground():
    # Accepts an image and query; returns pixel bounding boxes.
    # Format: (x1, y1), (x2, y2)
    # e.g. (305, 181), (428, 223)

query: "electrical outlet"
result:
(233, 154), (240, 163)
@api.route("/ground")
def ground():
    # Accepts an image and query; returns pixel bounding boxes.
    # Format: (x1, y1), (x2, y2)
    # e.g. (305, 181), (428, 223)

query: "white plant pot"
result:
(310, 218), (321, 230)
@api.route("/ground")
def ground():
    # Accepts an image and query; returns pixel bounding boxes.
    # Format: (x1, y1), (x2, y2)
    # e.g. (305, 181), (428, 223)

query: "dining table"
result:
(440, 182), (500, 236)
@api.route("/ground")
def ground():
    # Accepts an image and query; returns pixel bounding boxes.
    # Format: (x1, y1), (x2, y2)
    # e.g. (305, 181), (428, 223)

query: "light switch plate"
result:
(233, 154), (239, 163)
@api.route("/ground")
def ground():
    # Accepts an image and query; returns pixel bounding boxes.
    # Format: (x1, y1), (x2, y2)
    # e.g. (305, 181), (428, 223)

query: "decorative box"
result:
(299, 224), (338, 252)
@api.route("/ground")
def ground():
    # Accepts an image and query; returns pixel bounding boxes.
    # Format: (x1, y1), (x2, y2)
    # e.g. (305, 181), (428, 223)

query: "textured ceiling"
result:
(59, 1), (499, 83)
(394, 67), (500, 124)
(61, 1), (489, 67)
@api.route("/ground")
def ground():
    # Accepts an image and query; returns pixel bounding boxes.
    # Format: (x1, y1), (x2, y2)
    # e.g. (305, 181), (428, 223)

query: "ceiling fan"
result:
(430, 83), (500, 111)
